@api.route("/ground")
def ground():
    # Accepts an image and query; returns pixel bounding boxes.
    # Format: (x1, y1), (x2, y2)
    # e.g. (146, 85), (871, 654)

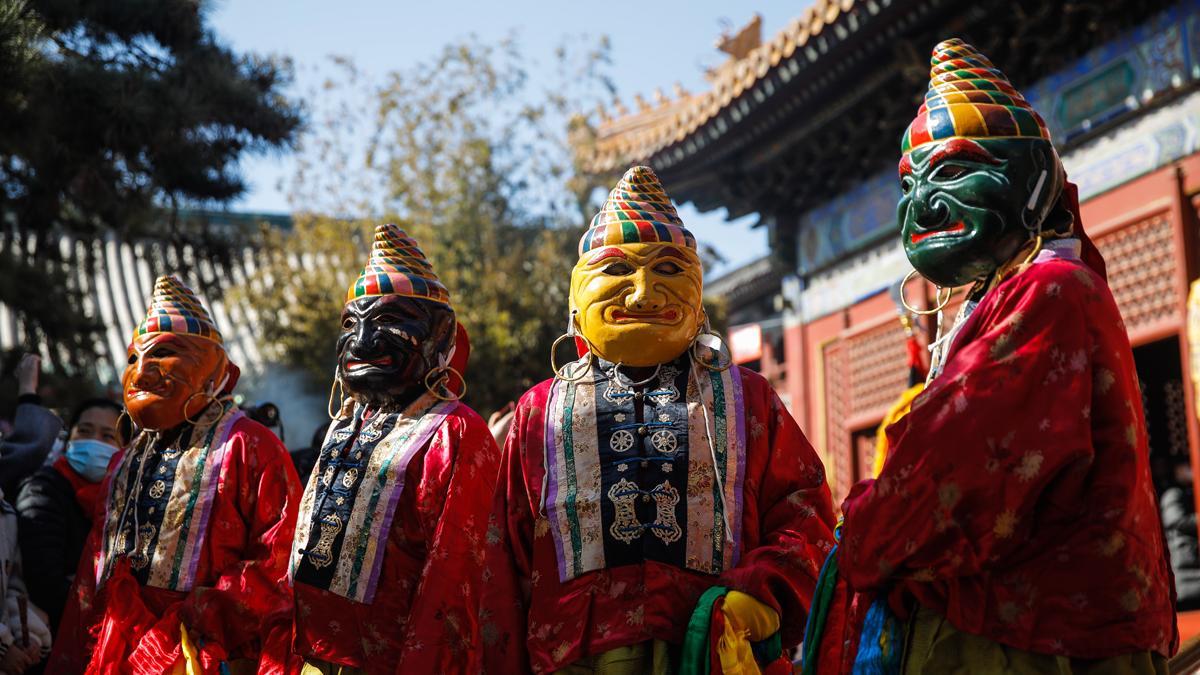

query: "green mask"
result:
(898, 137), (1063, 288)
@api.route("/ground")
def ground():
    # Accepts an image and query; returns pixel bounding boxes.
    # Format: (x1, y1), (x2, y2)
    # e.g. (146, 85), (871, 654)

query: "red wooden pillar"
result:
(1168, 164), (1200, 532)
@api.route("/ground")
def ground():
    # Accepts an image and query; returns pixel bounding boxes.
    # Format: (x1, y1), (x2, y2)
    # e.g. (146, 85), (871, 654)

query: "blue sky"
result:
(209, 1), (804, 275)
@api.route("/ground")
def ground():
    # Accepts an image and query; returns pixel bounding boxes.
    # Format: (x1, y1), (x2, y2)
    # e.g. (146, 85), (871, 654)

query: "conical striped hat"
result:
(346, 224), (451, 307)
(133, 275), (223, 344)
(902, 39), (1051, 155)
(578, 165), (696, 257)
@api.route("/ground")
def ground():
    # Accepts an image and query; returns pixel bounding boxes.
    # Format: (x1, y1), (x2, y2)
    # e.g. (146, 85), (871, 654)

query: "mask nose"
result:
(910, 184), (951, 231)
(625, 270), (666, 312)
(350, 318), (381, 354)
(131, 358), (164, 389)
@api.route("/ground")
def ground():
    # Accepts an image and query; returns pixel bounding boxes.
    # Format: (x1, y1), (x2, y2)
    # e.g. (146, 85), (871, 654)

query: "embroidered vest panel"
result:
(98, 404), (242, 592)
(289, 393), (457, 604)
(544, 356), (747, 582)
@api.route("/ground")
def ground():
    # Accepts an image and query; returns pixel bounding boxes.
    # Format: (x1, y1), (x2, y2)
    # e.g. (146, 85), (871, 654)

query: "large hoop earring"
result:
(424, 365), (465, 402)
(691, 322), (733, 372)
(327, 375), (346, 419)
(116, 410), (137, 447)
(182, 391), (219, 426)
(551, 333), (593, 382)
(900, 269), (952, 316)
(552, 310), (593, 382)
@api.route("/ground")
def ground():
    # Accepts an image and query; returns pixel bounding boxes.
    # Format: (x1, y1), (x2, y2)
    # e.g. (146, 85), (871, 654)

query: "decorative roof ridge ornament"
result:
(712, 13), (764, 69)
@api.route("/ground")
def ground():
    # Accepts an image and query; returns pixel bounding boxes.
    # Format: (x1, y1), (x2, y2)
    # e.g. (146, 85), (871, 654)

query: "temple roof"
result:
(575, 0), (863, 176)
(573, 0), (1177, 224)
(706, 255), (782, 306)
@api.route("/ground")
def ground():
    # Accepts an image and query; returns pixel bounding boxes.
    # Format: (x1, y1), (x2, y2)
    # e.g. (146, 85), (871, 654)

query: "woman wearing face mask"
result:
(16, 398), (122, 633)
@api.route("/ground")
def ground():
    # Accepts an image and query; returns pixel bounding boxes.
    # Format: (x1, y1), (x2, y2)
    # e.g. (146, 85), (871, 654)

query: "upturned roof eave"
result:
(577, 0), (917, 183)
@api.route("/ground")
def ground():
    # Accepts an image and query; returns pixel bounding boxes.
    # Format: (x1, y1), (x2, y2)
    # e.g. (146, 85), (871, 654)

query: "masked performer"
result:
(46, 276), (301, 674)
(802, 39), (1176, 674)
(481, 166), (836, 674)
(289, 224), (500, 674)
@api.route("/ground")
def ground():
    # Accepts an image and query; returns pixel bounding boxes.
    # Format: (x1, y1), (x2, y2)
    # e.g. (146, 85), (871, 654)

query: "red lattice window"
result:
(853, 428), (877, 483)
(846, 320), (911, 421)
(1094, 213), (1180, 340)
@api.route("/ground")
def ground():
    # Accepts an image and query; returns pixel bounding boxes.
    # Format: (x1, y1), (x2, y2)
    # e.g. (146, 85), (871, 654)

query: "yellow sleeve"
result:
(872, 383), (925, 477)
(716, 590), (781, 675)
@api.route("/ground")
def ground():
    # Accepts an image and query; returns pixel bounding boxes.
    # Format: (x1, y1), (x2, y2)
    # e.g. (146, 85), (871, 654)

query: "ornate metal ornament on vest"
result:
(542, 353), (746, 582)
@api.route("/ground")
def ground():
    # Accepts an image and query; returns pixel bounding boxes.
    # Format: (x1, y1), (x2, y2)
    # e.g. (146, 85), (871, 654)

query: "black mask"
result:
(336, 295), (455, 409)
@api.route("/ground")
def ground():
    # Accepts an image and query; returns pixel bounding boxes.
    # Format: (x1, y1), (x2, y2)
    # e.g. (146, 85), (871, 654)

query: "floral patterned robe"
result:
(49, 412), (302, 674)
(816, 242), (1177, 672)
(481, 359), (835, 673)
(289, 401), (500, 674)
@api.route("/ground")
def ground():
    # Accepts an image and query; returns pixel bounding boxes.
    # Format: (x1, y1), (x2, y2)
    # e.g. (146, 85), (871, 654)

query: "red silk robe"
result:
(833, 249), (1177, 663)
(289, 404), (500, 674)
(48, 414), (302, 674)
(481, 363), (836, 674)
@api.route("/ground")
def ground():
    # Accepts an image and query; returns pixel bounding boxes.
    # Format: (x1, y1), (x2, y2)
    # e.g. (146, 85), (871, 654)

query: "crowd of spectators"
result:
(0, 355), (74, 674)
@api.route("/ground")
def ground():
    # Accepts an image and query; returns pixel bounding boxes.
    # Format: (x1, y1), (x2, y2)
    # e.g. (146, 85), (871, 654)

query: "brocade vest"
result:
(542, 354), (747, 582)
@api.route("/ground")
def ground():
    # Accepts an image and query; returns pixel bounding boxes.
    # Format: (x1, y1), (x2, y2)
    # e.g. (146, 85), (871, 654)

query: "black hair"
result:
(311, 422), (329, 450)
(1042, 187), (1075, 237)
(68, 398), (123, 433)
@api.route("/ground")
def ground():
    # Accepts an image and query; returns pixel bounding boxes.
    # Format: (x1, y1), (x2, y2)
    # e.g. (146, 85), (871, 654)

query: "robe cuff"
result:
(127, 622), (181, 674)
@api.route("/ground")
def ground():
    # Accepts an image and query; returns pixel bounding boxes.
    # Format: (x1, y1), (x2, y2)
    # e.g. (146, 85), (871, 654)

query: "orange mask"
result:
(122, 333), (228, 431)
(569, 242), (704, 366)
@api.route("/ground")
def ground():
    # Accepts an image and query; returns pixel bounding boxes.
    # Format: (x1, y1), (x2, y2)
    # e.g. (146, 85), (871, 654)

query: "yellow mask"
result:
(570, 242), (704, 366)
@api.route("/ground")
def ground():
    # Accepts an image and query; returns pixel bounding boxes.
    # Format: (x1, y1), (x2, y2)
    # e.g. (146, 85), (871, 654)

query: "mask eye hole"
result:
(376, 313), (402, 324)
(652, 261), (682, 275)
(931, 164), (970, 182)
(146, 345), (176, 359)
(602, 262), (634, 276)
(901, 176), (915, 195)
(342, 316), (356, 330)
(127, 353), (138, 365)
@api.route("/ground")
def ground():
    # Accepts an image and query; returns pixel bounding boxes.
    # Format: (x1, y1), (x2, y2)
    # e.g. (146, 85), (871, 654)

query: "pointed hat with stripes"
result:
(578, 165), (696, 257)
(902, 38), (1051, 155)
(133, 275), (223, 344)
(346, 224), (451, 307)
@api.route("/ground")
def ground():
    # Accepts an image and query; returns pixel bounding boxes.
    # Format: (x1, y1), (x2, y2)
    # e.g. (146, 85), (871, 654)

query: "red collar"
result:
(53, 456), (103, 519)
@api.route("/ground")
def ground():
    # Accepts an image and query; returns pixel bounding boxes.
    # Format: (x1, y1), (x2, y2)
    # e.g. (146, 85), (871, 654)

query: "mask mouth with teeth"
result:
(336, 294), (455, 409)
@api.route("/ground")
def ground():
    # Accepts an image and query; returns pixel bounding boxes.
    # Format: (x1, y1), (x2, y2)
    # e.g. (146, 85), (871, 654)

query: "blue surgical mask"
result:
(65, 439), (119, 483)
